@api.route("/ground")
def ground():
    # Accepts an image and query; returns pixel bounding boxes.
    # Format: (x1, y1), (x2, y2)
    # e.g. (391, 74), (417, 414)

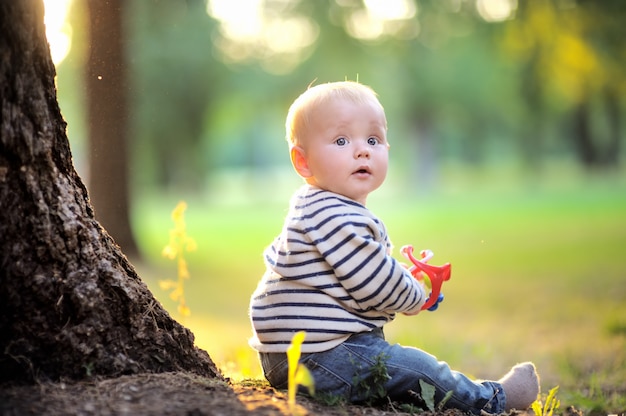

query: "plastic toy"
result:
(400, 245), (452, 311)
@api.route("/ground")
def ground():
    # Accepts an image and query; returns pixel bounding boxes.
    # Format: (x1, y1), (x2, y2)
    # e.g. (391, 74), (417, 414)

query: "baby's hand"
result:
(402, 293), (444, 316)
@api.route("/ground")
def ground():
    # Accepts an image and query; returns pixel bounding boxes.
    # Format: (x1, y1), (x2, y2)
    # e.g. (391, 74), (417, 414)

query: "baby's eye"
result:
(335, 137), (347, 146)
(367, 137), (380, 146)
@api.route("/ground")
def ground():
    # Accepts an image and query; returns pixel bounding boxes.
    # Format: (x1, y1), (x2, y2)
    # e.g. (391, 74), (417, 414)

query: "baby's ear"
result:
(290, 146), (312, 178)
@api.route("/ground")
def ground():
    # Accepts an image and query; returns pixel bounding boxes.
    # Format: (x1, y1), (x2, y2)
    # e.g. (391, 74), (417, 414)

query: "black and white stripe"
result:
(249, 185), (426, 353)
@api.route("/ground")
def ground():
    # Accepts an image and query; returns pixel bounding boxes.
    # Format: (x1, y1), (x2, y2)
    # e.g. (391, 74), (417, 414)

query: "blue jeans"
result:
(259, 328), (505, 415)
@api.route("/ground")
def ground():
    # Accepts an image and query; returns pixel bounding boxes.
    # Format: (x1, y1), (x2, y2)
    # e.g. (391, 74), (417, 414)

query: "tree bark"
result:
(86, 0), (139, 258)
(0, 0), (219, 384)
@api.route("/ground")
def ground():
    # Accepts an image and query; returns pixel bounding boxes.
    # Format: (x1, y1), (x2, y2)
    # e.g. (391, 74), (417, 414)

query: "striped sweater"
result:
(249, 185), (426, 353)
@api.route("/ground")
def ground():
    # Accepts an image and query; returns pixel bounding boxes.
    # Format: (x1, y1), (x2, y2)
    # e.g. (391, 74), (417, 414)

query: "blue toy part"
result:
(426, 293), (444, 311)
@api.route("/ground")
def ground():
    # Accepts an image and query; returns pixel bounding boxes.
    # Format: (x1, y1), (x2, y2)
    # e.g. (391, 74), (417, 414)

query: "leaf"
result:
(419, 379), (436, 412)
(178, 304), (191, 317)
(171, 201), (187, 222)
(438, 389), (454, 410)
(544, 386), (560, 416)
(287, 331), (306, 376)
(161, 245), (177, 259)
(531, 386), (560, 416)
(158, 280), (176, 290)
(160, 200), (195, 318)
(294, 364), (315, 396)
(178, 258), (190, 279)
(169, 286), (182, 302)
(287, 331), (314, 411)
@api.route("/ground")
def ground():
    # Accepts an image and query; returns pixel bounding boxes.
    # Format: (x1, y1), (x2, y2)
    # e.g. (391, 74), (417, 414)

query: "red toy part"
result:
(400, 245), (452, 311)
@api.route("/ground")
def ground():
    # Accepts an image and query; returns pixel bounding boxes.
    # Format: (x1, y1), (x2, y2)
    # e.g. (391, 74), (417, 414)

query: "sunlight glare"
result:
(207, 0), (264, 43)
(264, 17), (317, 54)
(206, 0), (318, 73)
(364, 0), (416, 21)
(476, 0), (517, 22)
(345, 9), (385, 41)
(346, 0), (418, 41)
(43, 0), (73, 65)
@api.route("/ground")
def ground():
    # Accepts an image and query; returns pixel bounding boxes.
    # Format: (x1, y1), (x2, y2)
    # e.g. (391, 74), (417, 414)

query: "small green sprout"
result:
(352, 352), (391, 404)
(405, 380), (453, 412)
(417, 379), (453, 412)
(159, 201), (197, 318)
(287, 331), (315, 414)
(532, 385), (560, 416)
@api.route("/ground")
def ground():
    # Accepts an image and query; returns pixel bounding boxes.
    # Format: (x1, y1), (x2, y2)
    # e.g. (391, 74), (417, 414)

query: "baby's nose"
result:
(355, 144), (371, 158)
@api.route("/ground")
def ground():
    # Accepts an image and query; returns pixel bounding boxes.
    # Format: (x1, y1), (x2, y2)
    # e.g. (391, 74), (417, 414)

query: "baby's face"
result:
(297, 97), (389, 205)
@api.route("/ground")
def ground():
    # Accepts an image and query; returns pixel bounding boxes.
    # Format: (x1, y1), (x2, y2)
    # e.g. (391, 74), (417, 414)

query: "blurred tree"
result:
(0, 0), (219, 384)
(569, 0), (624, 167)
(62, 0), (623, 207)
(344, 1), (520, 188)
(129, 0), (222, 191)
(501, 0), (625, 169)
(86, 0), (139, 257)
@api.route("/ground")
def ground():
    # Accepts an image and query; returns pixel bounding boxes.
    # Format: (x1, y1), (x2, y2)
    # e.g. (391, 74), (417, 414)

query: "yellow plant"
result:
(532, 386), (560, 416)
(159, 201), (197, 318)
(287, 331), (315, 414)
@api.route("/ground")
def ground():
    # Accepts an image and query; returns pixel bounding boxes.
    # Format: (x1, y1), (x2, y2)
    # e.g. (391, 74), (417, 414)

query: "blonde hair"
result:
(285, 81), (386, 147)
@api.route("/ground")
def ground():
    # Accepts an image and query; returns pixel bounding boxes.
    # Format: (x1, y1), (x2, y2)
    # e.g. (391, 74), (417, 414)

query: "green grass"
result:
(131, 169), (626, 414)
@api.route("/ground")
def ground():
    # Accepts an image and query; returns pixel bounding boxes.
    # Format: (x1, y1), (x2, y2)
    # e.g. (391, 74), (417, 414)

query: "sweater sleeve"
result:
(296, 197), (426, 315)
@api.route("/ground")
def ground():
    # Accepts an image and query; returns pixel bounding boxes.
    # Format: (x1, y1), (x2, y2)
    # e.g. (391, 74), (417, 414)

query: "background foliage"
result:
(56, 0), (625, 193)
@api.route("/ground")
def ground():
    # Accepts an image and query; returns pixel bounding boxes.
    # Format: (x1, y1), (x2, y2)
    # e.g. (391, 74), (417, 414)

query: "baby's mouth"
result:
(353, 167), (371, 175)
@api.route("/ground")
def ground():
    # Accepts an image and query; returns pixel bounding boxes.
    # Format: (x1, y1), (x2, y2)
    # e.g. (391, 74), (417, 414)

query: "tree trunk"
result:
(572, 97), (596, 167)
(86, 0), (139, 258)
(0, 0), (219, 384)
(603, 86), (621, 167)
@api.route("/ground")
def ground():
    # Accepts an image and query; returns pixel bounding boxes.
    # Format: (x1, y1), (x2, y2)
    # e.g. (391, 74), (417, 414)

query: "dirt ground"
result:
(0, 371), (586, 416)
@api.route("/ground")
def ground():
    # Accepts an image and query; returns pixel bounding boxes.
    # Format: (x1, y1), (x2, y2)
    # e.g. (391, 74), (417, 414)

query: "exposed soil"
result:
(0, 371), (585, 416)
